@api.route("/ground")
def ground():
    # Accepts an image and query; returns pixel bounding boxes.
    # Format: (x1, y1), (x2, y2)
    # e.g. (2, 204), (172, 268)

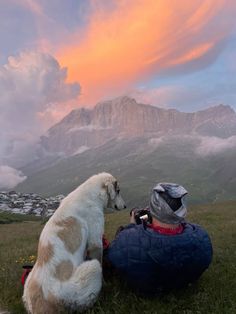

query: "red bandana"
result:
(148, 223), (184, 235)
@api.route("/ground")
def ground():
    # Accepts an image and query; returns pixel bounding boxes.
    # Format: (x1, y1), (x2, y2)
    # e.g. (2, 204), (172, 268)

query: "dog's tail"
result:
(60, 259), (102, 311)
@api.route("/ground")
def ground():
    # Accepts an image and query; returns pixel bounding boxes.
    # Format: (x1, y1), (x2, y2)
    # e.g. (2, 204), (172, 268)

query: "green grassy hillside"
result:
(17, 138), (236, 205)
(0, 201), (236, 313)
(0, 212), (40, 224)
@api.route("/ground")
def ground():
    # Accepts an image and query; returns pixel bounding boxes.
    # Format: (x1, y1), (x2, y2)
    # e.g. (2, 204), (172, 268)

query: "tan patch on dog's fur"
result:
(27, 280), (60, 314)
(37, 242), (54, 266)
(54, 260), (74, 281)
(56, 217), (82, 253)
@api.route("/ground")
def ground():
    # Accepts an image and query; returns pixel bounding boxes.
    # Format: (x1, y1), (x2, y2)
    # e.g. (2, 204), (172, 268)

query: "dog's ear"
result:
(105, 181), (116, 200)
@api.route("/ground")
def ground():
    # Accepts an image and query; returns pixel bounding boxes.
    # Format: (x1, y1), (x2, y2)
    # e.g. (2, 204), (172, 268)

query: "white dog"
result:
(23, 172), (126, 314)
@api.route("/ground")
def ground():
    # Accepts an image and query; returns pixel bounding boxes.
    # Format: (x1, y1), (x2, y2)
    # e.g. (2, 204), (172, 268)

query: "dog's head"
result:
(103, 175), (126, 210)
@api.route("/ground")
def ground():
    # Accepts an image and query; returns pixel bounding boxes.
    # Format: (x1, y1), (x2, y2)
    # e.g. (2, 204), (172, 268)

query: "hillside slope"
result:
(17, 137), (236, 205)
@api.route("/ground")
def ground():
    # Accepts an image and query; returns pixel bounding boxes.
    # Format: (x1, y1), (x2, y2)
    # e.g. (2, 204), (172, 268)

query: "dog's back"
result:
(23, 217), (102, 313)
(23, 176), (105, 313)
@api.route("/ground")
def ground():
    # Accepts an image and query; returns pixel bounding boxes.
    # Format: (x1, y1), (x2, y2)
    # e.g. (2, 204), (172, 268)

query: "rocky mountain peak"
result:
(58, 107), (91, 126)
(196, 104), (235, 119)
(95, 95), (138, 109)
(92, 96), (149, 130)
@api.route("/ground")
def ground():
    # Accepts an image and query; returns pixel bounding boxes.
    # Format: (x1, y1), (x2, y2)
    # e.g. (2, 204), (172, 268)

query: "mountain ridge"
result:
(40, 96), (236, 156)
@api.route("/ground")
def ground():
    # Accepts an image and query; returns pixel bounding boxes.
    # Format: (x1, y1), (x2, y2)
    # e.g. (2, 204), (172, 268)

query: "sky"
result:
(0, 0), (236, 188)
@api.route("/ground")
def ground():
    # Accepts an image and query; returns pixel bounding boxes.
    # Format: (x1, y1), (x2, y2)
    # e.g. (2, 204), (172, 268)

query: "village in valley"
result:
(0, 191), (64, 217)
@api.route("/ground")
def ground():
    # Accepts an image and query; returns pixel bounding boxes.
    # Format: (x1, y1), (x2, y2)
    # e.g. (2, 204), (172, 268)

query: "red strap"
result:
(21, 269), (32, 286)
(148, 223), (184, 235)
(102, 234), (110, 250)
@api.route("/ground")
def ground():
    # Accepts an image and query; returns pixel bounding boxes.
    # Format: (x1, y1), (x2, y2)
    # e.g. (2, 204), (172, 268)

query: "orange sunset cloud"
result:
(56, 0), (235, 105)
